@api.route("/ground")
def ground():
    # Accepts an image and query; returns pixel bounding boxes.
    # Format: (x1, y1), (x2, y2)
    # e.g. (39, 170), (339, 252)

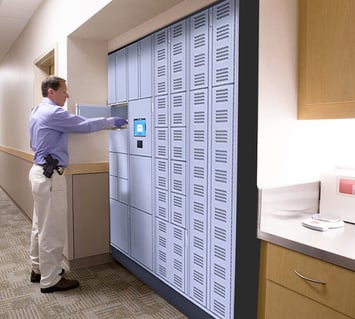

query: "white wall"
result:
(0, 0), (215, 164)
(0, 0), (110, 154)
(258, 0), (355, 188)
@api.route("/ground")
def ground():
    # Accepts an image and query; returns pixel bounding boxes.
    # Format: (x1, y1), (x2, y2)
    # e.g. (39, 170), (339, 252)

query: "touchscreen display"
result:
(134, 118), (146, 137)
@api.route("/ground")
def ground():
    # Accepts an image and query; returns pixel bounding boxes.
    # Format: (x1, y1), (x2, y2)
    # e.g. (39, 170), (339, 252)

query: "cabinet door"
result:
(298, 0), (355, 119)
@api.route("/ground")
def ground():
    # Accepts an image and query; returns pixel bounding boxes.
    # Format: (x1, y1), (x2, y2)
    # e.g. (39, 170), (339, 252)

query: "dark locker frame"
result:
(108, 0), (260, 318)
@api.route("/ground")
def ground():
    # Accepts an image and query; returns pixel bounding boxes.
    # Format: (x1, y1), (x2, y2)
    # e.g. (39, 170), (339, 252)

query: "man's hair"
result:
(41, 76), (66, 97)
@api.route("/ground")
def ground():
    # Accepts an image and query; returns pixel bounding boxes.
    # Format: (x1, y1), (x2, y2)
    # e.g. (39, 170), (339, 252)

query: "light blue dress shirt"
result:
(29, 98), (115, 166)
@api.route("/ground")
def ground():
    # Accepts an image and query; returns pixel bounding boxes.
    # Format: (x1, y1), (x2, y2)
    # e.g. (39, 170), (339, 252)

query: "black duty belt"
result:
(36, 164), (65, 175)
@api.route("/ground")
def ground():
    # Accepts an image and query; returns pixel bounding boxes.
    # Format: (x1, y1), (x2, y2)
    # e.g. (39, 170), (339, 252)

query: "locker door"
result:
(155, 95), (169, 127)
(171, 93), (186, 127)
(109, 152), (118, 201)
(129, 155), (152, 214)
(170, 20), (187, 93)
(128, 42), (139, 101)
(140, 35), (153, 98)
(210, 84), (235, 319)
(212, 0), (235, 87)
(108, 52), (116, 104)
(154, 28), (169, 96)
(155, 219), (186, 292)
(115, 48), (127, 102)
(110, 199), (129, 254)
(189, 88), (209, 307)
(130, 207), (153, 270)
(190, 9), (209, 90)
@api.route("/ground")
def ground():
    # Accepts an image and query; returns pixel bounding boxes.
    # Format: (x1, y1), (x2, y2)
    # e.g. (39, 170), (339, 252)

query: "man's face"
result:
(48, 80), (69, 106)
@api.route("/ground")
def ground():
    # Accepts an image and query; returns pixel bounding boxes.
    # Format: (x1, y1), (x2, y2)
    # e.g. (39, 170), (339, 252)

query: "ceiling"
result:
(0, 0), (185, 63)
(70, 0), (184, 41)
(0, 0), (211, 62)
(0, 0), (45, 62)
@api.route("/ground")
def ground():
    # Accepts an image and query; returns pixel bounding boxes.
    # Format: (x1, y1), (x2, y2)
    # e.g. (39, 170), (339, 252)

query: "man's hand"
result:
(114, 118), (128, 128)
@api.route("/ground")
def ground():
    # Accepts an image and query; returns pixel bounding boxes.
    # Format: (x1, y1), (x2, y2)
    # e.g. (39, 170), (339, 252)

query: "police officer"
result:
(29, 75), (127, 293)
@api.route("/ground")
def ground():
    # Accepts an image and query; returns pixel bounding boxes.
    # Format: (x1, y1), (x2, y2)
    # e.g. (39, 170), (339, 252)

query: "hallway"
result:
(0, 187), (187, 319)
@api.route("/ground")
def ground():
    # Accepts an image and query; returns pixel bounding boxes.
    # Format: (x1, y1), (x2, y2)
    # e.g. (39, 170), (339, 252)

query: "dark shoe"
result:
(40, 277), (79, 293)
(30, 268), (65, 283)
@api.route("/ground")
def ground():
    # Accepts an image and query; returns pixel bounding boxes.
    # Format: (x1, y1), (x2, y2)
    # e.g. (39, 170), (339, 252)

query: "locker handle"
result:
(293, 270), (326, 285)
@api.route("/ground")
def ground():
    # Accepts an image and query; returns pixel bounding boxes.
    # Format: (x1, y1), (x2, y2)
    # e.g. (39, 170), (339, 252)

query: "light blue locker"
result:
(155, 159), (168, 190)
(130, 207), (153, 270)
(190, 10), (209, 90)
(109, 152), (118, 201)
(170, 127), (186, 161)
(171, 192), (186, 227)
(155, 128), (168, 159)
(128, 37), (153, 101)
(128, 42), (139, 101)
(117, 177), (129, 204)
(155, 219), (186, 292)
(170, 161), (186, 195)
(109, 129), (128, 153)
(189, 88), (209, 307)
(140, 35), (153, 98)
(110, 199), (129, 254)
(210, 84), (235, 319)
(170, 20), (187, 93)
(154, 28), (169, 96)
(108, 53), (116, 104)
(155, 188), (169, 220)
(117, 153), (128, 179)
(129, 155), (152, 214)
(109, 175), (118, 201)
(109, 152), (118, 177)
(156, 219), (168, 279)
(115, 48), (127, 102)
(154, 95), (169, 127)
(170, 92), (186, 127)
(75, 104), (111, 118)
(212, 0), (235, 87)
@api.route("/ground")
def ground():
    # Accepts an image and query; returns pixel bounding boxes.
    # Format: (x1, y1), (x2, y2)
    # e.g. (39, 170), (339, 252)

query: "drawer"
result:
(265, 280), (350, 319)
(265, 243), (355, 318)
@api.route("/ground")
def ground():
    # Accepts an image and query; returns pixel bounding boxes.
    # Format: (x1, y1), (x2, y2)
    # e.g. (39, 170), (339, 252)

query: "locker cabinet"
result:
(109, 1), (238, 318)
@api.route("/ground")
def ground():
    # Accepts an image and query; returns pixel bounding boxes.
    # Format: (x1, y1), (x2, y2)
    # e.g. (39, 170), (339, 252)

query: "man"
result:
(28, 75), (127, 293)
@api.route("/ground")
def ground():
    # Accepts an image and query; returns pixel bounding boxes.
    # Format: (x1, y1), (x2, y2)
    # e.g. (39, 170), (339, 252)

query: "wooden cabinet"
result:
(258, 241), (355, 319)
(298, 0), (355, 119)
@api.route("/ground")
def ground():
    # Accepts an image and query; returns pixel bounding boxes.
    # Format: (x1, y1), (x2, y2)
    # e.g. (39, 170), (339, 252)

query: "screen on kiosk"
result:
(134, 118), (146, 137)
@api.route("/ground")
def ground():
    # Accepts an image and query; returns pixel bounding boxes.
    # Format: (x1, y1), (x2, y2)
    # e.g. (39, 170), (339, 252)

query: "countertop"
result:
(257, 181), (355, 271)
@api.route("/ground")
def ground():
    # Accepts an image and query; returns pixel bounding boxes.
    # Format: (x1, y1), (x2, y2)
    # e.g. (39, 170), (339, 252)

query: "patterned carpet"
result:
(0, 187), (187, 319)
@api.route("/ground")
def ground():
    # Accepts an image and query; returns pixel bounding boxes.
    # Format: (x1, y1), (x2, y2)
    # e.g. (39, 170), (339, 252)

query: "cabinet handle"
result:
(294, 270), (326, 285)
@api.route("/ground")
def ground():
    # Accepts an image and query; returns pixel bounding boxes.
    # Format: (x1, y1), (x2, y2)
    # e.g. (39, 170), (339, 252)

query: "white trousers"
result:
(29, 164), (67, 288)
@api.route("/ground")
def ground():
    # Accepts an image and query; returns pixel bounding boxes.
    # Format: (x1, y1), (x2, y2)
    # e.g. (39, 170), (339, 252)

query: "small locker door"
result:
(108, 53), (116, 104)
(115, 48), (127, 103)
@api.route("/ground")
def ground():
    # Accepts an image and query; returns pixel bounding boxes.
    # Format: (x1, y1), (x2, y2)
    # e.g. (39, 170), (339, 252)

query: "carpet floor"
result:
(0, 187), (187, 319)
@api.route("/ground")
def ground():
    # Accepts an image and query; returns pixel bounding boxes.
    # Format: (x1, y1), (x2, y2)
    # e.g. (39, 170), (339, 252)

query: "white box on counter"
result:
(320, 172), (355, 224)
